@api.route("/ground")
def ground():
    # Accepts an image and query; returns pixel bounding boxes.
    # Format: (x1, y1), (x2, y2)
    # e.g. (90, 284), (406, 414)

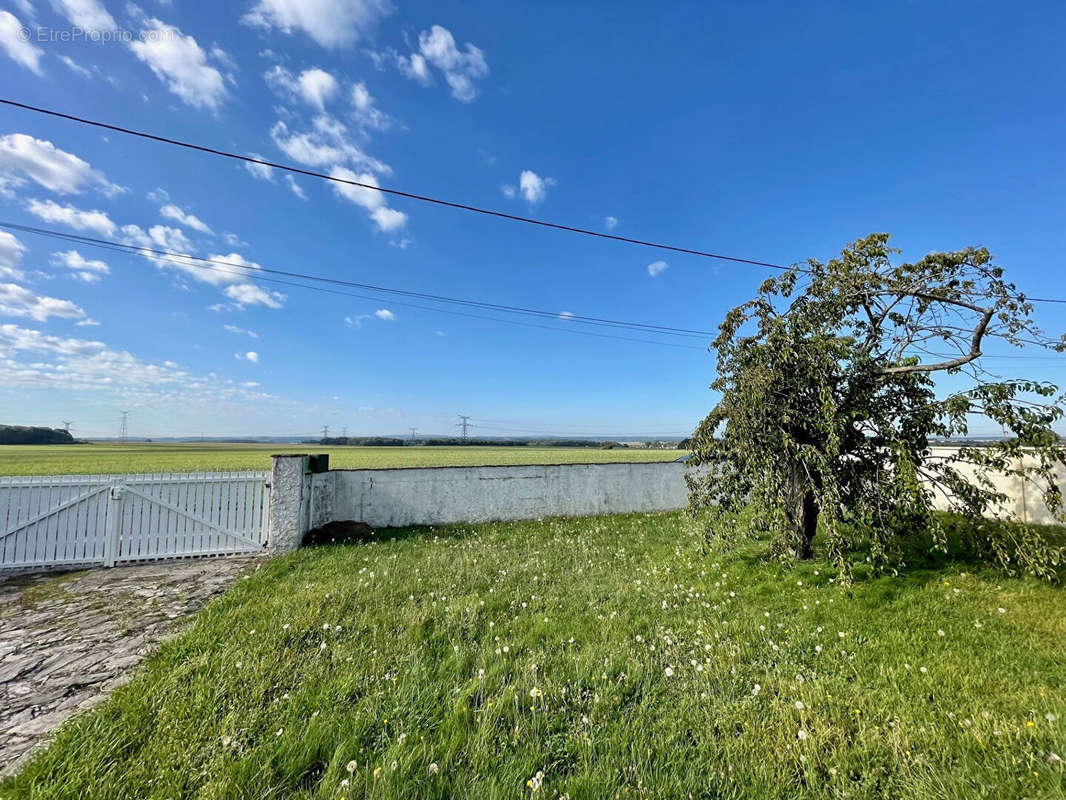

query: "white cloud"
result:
(50, 0), (115, 32)
(374, 308), (394, 320)
(503, 170), (554, 205)
(224, 282), (285, 308)
(558, 310), (575, 320)
(349, 81), (392, 130)
(121, 223), (194, 261)
(270, 115), (389, 174)
(646, 260), (668, 277)
(0, 11), (43, 74)
(329, 166), (407, 232)
(401, 25), (488, 102)
(0, 323), (278, 405)
(284, 174), (308, 200)
(244, 153), (275, 181)
(50, 249), (110, 282)
(0, 232), (26, 281)
(129, 19), (228, 110)
(344, 313), (370, 326)
(58, 54), (93, 77)
(224, 323), (258, 338)
(396, 52), (431, 85)
(242, 0), (391, 49)
(0, 133), (124, 195)
(605, 216), (619, 231)
(159, 203), (213, 234)
(27, 199), (117, 236)
(235, 350), (259, 363)
(0, 282), (88, 321)
(265, 65), (339, 110)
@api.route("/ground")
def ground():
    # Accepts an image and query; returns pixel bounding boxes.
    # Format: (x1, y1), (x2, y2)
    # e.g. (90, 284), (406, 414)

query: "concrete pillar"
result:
(268, 454), (311, 554)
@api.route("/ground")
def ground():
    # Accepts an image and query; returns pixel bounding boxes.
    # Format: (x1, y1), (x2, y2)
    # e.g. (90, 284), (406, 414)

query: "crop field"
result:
(0, 443), (686, 476)
(4, 510), (1064, 799)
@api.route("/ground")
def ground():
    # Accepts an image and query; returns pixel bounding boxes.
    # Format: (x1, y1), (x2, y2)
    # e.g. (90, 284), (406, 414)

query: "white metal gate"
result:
(0, 471), (269, 571)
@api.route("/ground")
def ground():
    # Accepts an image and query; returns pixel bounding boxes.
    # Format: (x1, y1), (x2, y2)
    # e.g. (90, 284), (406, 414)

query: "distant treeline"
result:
(0, 425), (79, 445)
(311, 436), (658, 448)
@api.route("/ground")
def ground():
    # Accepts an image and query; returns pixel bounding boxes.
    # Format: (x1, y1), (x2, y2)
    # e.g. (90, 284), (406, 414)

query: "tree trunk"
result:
(796, 490), (818, 559)
(787, 460), (819, 559)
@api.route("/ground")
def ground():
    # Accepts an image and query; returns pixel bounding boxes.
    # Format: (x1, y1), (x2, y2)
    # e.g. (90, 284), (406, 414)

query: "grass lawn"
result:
(3, 511), (1064, 799)
(0, 443), (685, 476)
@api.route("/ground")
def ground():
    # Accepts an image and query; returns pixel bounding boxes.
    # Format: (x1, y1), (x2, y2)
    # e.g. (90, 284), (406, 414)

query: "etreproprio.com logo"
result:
(18, 26), (179, 44)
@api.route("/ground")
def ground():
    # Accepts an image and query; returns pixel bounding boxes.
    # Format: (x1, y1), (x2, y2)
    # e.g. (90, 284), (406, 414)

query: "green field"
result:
(0, 443), (686, 476)
(4, 511), (1063, 799)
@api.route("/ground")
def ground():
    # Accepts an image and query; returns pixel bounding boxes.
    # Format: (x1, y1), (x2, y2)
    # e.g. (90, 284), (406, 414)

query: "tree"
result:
(687, 234), (1066, 578)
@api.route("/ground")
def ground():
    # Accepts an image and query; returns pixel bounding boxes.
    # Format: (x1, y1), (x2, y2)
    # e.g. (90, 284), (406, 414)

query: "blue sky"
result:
(0, 0), (1063, 439)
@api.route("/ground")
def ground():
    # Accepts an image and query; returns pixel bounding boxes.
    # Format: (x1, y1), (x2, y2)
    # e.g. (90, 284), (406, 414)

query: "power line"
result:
(0, 99), (791, 272)
(4, 101), (1064, 307)
(0, 222), (715, 339)
(119, 411), (128, 443)
(457, 415), (471, 441)
(0, 222), (710, 351)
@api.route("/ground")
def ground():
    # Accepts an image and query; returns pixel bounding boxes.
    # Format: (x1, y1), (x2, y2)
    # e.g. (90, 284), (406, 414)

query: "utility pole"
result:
(61, 421), (73, 434)
(119, 411), (129, 443)
(409, 427), (418, 441)
(321, 425), (330, 440)
(457, 415), (471, 442)
(341, 426), (348, 439)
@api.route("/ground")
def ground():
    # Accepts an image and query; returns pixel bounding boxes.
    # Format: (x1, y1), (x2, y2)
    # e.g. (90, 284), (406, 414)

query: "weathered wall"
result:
(311, 462), (690, 529)
(276, 448), (1065, 540)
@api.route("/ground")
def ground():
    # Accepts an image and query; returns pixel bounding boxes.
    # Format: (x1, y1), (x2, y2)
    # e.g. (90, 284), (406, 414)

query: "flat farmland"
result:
(0, 443), (686, 476)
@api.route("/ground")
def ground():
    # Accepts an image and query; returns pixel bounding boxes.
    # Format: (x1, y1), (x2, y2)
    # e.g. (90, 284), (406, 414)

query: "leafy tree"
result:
(688, 234), (1066, 578)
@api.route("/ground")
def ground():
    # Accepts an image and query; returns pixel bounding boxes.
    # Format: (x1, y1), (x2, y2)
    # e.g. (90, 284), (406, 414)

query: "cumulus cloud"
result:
(270, 115), (389, 174)
(0, 133), (124, 196)
(503, 170), (554, 205)
(396, 52), (431, 85)
(27, 199), (117, 236)
(265, 65), (339, 110)
(329, 166), (407, 232)
(349, 81), (393, 130)
(244, 153), (275, 181)
(129, 19), (228, 109)
(159, 203), (213, 234)
(398, 25), (488, 102)
(50, 0), (115, 32)
(646, 260), (668, 277)
(224, 282), (285, 308)
(0, 231), (26, 281)
(120, 226), (284, 314)
(375, 308), (394, 320)
(605, 216), (619, 231)
(50, 249), (110, 282)
(0, 282), (88, 321)
(235, 350), (259, 363)
(0, 11), (43, 74)
(242, 0), (391, 48)
(0, 323), (278, 405)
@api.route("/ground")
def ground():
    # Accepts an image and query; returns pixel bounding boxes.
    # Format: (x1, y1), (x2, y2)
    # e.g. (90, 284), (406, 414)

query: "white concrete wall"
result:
(298, 450), (1065, 532)
(312, 462), (690, 529)
(925, 446), (1066, 525)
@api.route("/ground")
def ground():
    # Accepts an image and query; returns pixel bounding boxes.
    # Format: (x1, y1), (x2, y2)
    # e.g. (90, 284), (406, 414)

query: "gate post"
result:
(267, 455), (311, 554)
(103, 480), (125, 567)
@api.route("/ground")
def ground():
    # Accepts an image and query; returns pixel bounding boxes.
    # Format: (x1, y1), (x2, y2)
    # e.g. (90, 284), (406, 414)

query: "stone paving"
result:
(0, 556), (261, 774)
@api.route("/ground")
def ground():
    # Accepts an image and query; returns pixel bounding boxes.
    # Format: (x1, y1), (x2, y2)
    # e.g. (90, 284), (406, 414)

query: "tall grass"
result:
(3, 511), (1063, 799)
